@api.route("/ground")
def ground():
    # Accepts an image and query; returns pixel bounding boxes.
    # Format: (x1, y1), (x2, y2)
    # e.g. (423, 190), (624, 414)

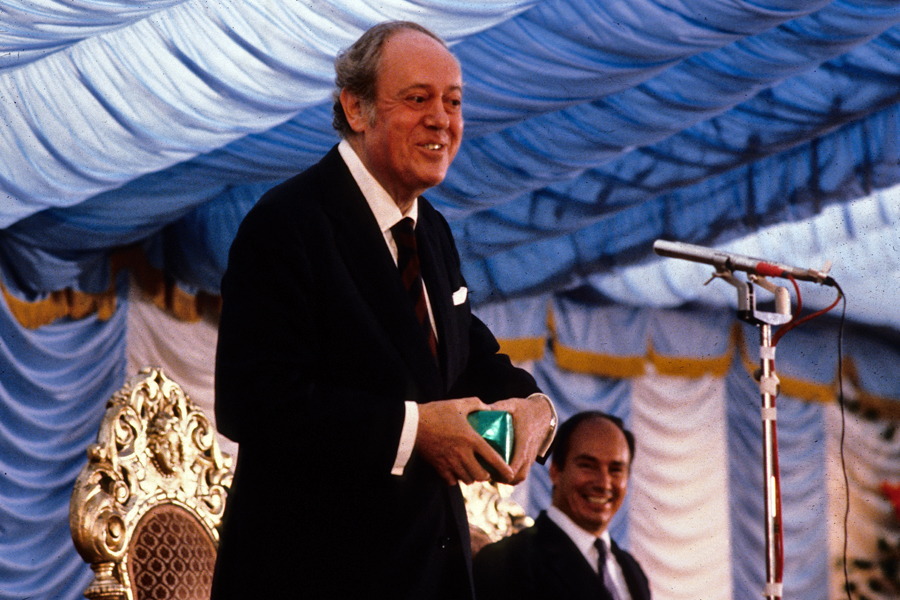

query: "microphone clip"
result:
(708, 267), (793, 327)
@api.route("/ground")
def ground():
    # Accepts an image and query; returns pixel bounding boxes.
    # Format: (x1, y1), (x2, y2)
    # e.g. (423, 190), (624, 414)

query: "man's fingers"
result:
(447, 433), (504, 484)
(472, 435), (514, 483)
(457, 459), (488, 485)
(487, 394), (554, 484)
(506, 440), (535, 484)
(435, 447), (494, 486)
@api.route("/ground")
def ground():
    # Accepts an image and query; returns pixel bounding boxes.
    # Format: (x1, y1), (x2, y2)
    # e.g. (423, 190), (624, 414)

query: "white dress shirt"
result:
(338, 141), (556, 476)
(546, 505), (633, 600)
(337, 140), (432, 476)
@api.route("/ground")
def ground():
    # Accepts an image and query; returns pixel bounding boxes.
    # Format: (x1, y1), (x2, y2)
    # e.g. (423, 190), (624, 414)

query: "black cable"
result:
(831, 281), (851, 600)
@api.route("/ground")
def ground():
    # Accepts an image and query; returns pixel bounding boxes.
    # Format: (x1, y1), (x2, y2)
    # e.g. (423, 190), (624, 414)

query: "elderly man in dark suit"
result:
(473, 412), (652, 600)
(210, 21), (557, 600)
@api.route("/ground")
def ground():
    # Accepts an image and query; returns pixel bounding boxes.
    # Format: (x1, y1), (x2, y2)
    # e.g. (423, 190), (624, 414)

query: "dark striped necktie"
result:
(594, 537), (607, 576)
(594, 537), (622, 600)
(391, 217), (438, 359)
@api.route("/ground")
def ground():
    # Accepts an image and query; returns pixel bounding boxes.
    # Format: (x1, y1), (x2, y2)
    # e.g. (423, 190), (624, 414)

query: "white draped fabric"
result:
(629, 374), (733, 600)
(3, 0), (900, 334)
(124, 283), (237, 459)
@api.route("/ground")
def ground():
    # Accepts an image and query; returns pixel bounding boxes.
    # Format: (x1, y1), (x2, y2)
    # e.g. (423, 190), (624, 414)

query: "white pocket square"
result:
(452, 286), (468, 305)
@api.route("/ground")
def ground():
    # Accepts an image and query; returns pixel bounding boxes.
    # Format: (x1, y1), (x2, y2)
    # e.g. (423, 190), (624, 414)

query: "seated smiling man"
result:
(474, 412), (651, 600)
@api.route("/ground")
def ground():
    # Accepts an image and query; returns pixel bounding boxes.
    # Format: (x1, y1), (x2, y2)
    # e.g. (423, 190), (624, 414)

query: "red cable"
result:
(771, 274), (843, 346)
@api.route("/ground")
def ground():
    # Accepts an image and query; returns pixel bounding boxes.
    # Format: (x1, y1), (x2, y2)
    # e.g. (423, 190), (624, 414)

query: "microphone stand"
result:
(713, 269), (790, 600)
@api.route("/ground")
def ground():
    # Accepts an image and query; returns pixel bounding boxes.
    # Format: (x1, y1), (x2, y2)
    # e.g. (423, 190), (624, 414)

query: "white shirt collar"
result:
(338, 139), (418, 235)
(546, 505), (611, 558)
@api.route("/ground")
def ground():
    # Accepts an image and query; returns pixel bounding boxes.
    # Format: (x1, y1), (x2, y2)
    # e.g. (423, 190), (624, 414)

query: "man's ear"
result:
(340, 88), (367, 133)
(548, 461), (560, 487)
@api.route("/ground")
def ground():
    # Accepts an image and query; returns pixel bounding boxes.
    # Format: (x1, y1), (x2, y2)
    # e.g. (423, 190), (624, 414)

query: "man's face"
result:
(344, 29), (463, 209)
(550, 418), (631, 535)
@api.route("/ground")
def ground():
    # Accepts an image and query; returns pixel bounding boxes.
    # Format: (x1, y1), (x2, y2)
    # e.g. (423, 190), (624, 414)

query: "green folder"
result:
(467, 410), (514, 474)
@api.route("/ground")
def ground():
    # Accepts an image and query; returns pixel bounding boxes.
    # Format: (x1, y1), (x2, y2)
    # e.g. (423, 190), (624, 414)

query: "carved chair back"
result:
(70, 367), (232, 600)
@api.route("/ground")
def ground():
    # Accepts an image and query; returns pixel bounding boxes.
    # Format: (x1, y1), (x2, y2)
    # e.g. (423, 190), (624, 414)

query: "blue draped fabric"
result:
(0, 271), (894, 599)
(0, 0), (898, 332)
(2, 2), (900, 599)
(0, 274), (128, 598)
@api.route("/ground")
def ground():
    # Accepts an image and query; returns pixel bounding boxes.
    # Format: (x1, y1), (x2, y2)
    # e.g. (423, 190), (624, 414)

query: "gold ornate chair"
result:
(462, 481), (533, 556)
(70, 367), (232, 600)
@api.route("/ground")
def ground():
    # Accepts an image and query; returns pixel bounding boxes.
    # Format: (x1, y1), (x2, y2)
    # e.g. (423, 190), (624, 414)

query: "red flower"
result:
(881, 481), (900, 522)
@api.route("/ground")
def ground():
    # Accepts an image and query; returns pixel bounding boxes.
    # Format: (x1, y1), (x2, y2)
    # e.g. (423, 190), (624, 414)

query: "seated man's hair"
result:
(550, 411), (635, 469)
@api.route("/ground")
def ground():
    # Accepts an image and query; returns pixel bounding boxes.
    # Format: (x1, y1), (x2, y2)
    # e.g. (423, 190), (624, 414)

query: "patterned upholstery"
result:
(70, 367), (231, 600)
(128, 505), (217, 600)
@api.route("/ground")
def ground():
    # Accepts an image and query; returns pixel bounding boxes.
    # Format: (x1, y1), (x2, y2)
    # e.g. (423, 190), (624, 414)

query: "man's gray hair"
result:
(332, 21), (448, 137)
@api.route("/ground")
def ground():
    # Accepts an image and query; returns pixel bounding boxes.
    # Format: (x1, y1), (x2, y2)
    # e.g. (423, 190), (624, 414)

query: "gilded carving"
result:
(462, 481), (533, 545)
(69, 367), (232, 600)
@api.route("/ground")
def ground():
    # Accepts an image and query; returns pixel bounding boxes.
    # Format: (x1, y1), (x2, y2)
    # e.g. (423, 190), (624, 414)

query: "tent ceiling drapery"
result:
(4, 4), (900, 599)
(1, 0), (900, 332)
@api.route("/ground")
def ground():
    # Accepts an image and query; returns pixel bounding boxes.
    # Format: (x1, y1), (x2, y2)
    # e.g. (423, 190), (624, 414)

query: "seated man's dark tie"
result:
(391, 217), (438, 358)
(594, 538), (623, 600)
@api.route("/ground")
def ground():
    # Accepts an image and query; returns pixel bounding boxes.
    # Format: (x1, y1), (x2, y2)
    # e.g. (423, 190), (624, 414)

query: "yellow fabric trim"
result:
(648, 325), (738, 378)
(547, 322), (897, 412)
(1, 246), (220, 329)
(551, 321), (738, 380)
(841, 356), (900, 420)
(497, 337), (545, 362)
(737, 325), (836, 403)
(733, 329), (900, 415)
(4, 263), (900, 415)
(851, 390), (900, 420)
(1, 278), (118, 330)
(777, 377), (834, 404)
(735, 359), (900, 415)
(546, 306), (648, 377)
(649, 349), (734, 378)
(553, 340), (647, 378)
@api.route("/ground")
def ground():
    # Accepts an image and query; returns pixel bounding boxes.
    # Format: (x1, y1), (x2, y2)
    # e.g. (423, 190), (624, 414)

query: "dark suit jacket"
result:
(473, 512), (651, 600)
(210, 146), (540, 600)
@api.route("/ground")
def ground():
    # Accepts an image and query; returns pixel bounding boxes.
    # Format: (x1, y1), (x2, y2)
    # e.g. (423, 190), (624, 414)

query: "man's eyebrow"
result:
(572, 454), (628, 467)
(572, 453), (599, 463)
(397, 83), (463, 94)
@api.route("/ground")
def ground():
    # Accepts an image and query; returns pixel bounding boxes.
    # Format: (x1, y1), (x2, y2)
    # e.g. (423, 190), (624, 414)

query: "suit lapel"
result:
(610, 540), (650, 600)
(536, 514), (612, 600)
(319, 148), (444, 398)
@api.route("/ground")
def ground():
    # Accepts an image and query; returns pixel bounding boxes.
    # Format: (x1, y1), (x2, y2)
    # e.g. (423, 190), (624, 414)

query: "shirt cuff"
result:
(528, 392), (558, 462)
(391, 401), (419, 476)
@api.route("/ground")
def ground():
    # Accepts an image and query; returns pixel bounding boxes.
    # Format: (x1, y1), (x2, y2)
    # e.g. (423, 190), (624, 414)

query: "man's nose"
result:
(593, 469), (612, 488)
(425, 100), (451, 128)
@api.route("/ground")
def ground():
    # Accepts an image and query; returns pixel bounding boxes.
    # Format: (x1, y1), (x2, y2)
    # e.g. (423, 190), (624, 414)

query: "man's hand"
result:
(416, 397), (514, 486)
(489, 395), (553, 485)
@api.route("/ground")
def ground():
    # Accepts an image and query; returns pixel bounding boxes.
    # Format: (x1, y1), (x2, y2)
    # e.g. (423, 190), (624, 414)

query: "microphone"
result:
(653, 239), (834, 286)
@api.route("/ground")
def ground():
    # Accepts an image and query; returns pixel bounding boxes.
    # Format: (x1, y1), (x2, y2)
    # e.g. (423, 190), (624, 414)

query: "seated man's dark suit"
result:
(210, 146), (541, 600)
(473, 512), (651, 600)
